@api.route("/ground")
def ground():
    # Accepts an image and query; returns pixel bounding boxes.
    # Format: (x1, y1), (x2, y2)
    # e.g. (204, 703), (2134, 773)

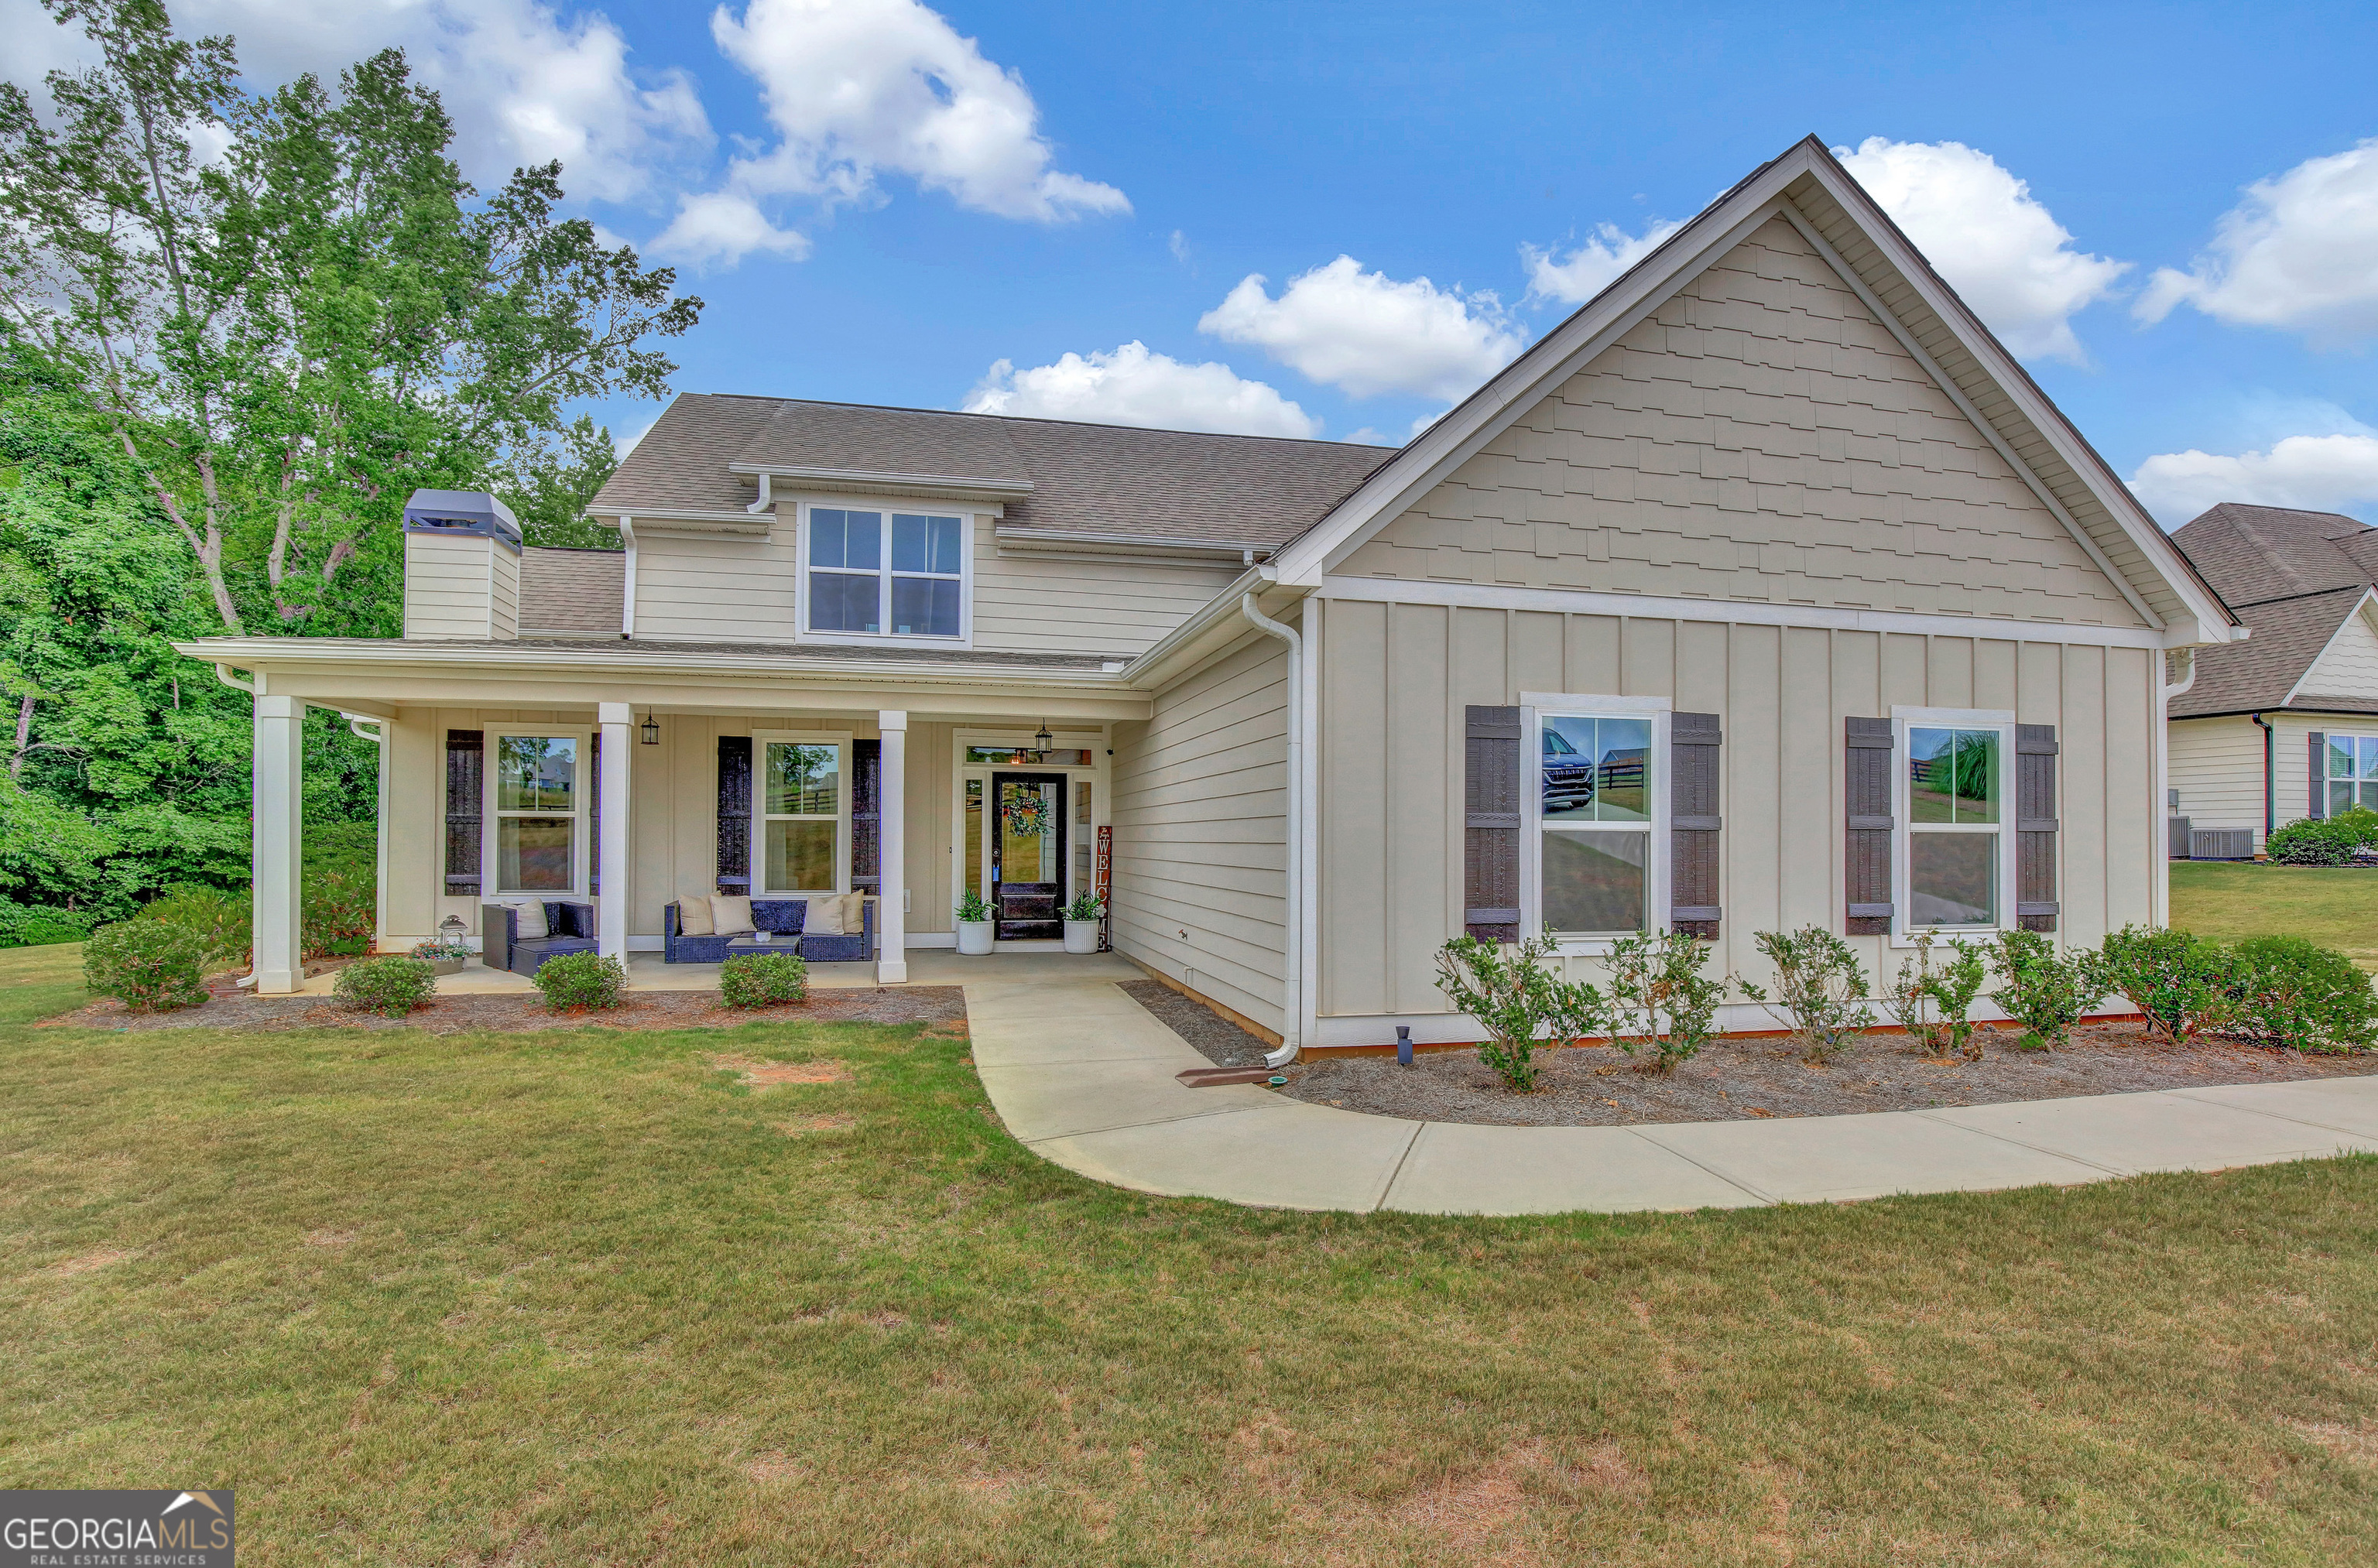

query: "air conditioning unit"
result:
(2188, 828), (2255, 861)
(2167, 816), (2191, 860)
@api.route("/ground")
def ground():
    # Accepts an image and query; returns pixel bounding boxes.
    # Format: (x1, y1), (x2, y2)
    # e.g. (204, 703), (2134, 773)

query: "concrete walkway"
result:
(964, 974), (2378, 1215)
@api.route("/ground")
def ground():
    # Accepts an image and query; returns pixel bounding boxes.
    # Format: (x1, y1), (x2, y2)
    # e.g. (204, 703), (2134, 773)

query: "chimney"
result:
(403, 489), (523, 639)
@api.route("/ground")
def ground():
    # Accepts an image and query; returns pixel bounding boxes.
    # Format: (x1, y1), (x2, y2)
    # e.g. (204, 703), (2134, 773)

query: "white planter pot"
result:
(1062, 919), (1100, 955)
(956, 919), (994, 956)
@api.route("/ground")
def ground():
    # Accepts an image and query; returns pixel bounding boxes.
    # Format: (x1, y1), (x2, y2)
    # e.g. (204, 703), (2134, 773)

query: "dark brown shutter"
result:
(1670, 711), (1722, 938)
(1844, 717), (1893, 935)
(850, 738), (882, 891)
(717, 735), (752, 893)
(1464, 705), (1520, 942)
(444, 730), (483, 895)
(588, 729), (601, 895)
(2016, 724), (2059, 933)
(2310, 731), (2327, 819)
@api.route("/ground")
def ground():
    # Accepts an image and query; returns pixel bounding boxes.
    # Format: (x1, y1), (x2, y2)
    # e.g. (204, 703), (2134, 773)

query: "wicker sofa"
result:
(663, 898), (875, 964)
(480, 900), (598, 977)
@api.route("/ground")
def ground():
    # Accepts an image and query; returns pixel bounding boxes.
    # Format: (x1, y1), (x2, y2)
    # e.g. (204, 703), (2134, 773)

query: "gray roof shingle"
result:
(588, 394), (1393, 550)
(518, 546), (624, 634)
(2169, 504), (2378, 716)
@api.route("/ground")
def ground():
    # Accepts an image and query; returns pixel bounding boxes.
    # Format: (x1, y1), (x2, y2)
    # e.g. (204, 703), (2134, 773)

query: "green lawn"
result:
(2173, 861), (2378, 962)
(7, 947), (2378, 1563)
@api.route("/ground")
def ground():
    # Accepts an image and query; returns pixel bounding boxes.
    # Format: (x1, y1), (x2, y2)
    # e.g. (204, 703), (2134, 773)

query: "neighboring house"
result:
(2167, 503), (2378, 854)
(178, 137), (2239, 1050)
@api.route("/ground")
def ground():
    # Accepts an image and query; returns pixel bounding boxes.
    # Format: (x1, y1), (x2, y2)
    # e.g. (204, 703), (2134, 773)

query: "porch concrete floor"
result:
(291, 947), (1139, 995)
(965, 977), (2378, 1216)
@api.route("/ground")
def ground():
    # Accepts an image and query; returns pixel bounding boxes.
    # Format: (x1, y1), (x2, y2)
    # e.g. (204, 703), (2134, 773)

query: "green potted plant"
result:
(1062, 891), (1103, 954)
(408, 938), (472, 977)
(955, 889), (995, 955)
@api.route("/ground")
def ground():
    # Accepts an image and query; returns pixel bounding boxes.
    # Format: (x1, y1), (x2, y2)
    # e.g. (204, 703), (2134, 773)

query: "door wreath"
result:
(1002, 791), (1052, 838)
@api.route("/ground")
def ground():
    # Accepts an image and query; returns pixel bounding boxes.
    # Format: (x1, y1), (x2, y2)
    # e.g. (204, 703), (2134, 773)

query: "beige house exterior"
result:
(181, 138), (2238, 1053)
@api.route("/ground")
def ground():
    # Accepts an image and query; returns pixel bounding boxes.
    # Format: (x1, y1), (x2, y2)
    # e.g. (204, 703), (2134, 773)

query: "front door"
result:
(991, 772), (1067, 940)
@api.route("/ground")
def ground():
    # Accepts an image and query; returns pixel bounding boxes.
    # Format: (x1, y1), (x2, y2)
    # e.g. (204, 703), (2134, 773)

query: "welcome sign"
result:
(2, 1491), (234, 1566)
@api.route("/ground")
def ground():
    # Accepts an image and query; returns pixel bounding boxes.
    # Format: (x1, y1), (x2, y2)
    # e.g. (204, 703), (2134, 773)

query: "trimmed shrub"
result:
(1593, 929), (1728, 1073)
(2226, 936), (2378, 1054)
(1884, 932), (1989, 1059)
(82, 919), (209, 1012)
(333, 955), (437, 1018)
(532, 951), (625, 1012)
(2265, 817), (2366, 866)
(303, 868), (375, 957)
(721, 950), (809, 1008)
(137, 885), (250, 965)
(1434, 932), (1599, 1093)
(2090, 925), (2238, 1043)
(1738, 926), (1873, 1063)
(1990, 930), (2110, 1050)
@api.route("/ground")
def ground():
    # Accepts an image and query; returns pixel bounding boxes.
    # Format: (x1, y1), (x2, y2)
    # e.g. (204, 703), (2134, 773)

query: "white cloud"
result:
(961, 343), (1318, 438)
(2130, 430), (2378, 526)
(2136, 140), (2378, 346)
(1198, 256), (1524, 401)
(1833, 136), (2129, 364)
(3, 0), (713, 204)
(1521, 219), (1684, 305)
(650, 191), (810, 268)
(709, 0), (1127, 222)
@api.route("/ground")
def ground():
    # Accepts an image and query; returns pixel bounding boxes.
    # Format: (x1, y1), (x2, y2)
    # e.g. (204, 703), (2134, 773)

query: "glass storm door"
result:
(991, 772), (1067, 940)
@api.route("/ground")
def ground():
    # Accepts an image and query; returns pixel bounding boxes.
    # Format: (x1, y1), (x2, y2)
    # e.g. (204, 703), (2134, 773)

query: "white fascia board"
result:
(729, 461), (1032, 502)
(1318, 576), (2188, 649)
(2279, 587), (2378, 708)
(992, 527), (1264, 562)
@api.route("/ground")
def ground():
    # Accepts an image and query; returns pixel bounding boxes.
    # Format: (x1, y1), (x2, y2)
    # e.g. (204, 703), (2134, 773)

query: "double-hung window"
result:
(1900, 717), (2008, 930)
(804, 506), (965, 640)
(489, 732), (585, 894)
(1530, 703), (1664, 940)
(758, 737), (847, 895)
(2324, 733), (2378, 816)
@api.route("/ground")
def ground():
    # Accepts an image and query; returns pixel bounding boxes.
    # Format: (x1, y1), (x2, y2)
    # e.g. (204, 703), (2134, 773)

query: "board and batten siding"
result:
(1330, 215), (2149, 630)
(1109, 628), (1290, 1036)
(1313, 595), (2159, 1025)
(628, 507), (1235, 657)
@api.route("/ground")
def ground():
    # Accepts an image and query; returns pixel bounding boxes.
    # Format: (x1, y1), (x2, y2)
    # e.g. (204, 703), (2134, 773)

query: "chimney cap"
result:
(403, 489), (523, 548)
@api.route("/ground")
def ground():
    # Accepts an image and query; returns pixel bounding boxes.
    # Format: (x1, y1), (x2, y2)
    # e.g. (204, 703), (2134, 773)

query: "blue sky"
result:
(12, 0), (2378, 524)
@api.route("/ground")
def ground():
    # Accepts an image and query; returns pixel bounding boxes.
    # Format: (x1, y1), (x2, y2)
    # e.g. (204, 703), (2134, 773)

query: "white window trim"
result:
(1890, 706), (2018, 946)
(793, 496), (975, 649)
(2317, 729), (2378, 818)
(1518, 692), (1671, 956)
(484, 725), (594, 899)
(751, 730), (854, 896)
(950, 728), (1108, 921)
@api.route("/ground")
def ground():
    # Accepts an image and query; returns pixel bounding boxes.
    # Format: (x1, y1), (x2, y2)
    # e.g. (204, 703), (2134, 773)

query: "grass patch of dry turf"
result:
(3, 951), (2377, 1562)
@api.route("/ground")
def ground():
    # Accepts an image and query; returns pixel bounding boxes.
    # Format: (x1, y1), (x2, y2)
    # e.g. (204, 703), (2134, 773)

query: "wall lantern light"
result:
(640, 710), (660, 746)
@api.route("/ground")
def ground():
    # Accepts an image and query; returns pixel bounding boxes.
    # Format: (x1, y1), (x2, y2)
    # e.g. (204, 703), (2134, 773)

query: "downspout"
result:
(1241, 590), (1303, 1069)
(618, 515), (638, 639)
(2250, 710), (2274, 846)
(2153, 649), (2196, 927)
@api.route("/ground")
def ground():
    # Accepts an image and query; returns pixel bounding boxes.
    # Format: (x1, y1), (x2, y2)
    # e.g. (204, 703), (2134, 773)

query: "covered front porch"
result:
(197, 637), (1155, 995)
(285, 946), (1142, 995)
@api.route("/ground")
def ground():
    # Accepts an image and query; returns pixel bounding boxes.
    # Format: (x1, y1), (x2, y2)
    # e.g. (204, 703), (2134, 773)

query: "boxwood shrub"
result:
(333, 955), (437, 1018)
(720, 950), (808, 1008)
(2226, 936), (2378, 1054)
(531, 951), (625, 1012)
(82, 919), (210, 1012)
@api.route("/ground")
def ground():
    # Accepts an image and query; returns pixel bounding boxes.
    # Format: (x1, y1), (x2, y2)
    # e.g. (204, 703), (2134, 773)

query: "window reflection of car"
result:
(1542, 729), (1597, 812)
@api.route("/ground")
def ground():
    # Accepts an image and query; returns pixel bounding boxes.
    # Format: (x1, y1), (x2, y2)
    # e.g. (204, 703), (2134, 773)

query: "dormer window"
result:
(799, 504), (970, 642)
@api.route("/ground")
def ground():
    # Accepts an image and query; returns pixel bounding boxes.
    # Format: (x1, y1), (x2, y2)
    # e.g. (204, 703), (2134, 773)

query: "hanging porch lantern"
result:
(640, 710), (660, 746)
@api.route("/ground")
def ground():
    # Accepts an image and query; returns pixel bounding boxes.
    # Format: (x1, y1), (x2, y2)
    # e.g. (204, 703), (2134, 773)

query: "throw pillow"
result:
(709, 894), (756, 936)
(802, 895), (845, 936)
(841, 892), (869, 933)
(676, 896), (714, 936)
(509, 901), (549, 940)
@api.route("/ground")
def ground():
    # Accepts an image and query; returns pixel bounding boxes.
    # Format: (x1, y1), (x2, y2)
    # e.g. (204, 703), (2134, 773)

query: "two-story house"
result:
(180, 137), (2239, 1056)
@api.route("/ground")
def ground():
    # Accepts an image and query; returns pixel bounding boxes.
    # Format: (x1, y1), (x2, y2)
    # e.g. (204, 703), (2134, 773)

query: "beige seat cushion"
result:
(508, 901), (548, 940)
(708, 895), (756, 936)
(801, 895), (845, 936)
(676, 896), (714, 936)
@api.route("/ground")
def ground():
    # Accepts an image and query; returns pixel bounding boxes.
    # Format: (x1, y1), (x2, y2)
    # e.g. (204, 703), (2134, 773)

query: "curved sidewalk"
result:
(963, 969), (2378, 1215)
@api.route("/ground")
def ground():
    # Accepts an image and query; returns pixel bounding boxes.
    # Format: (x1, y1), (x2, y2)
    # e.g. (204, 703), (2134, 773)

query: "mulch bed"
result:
(41, 986), (969, 1036)
(1115, 983), (2378, 1126)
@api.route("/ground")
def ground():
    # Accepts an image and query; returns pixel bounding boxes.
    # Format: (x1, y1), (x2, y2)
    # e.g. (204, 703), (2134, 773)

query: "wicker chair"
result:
(480, 900), (598, 977)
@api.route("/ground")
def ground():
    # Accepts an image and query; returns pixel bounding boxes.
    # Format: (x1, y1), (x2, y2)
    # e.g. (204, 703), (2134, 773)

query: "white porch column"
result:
(598, 702), (632, 960)
(252, 694), (304, 994)
(876, 710), (907, 984)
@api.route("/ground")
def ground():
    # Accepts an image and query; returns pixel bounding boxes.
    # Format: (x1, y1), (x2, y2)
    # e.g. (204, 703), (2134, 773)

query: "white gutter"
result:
(1239, 590), (1304, 1069)
(617, 515), (638, 637)
(212, 662), (256, 693)
(2153, 648), (2199, 930)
